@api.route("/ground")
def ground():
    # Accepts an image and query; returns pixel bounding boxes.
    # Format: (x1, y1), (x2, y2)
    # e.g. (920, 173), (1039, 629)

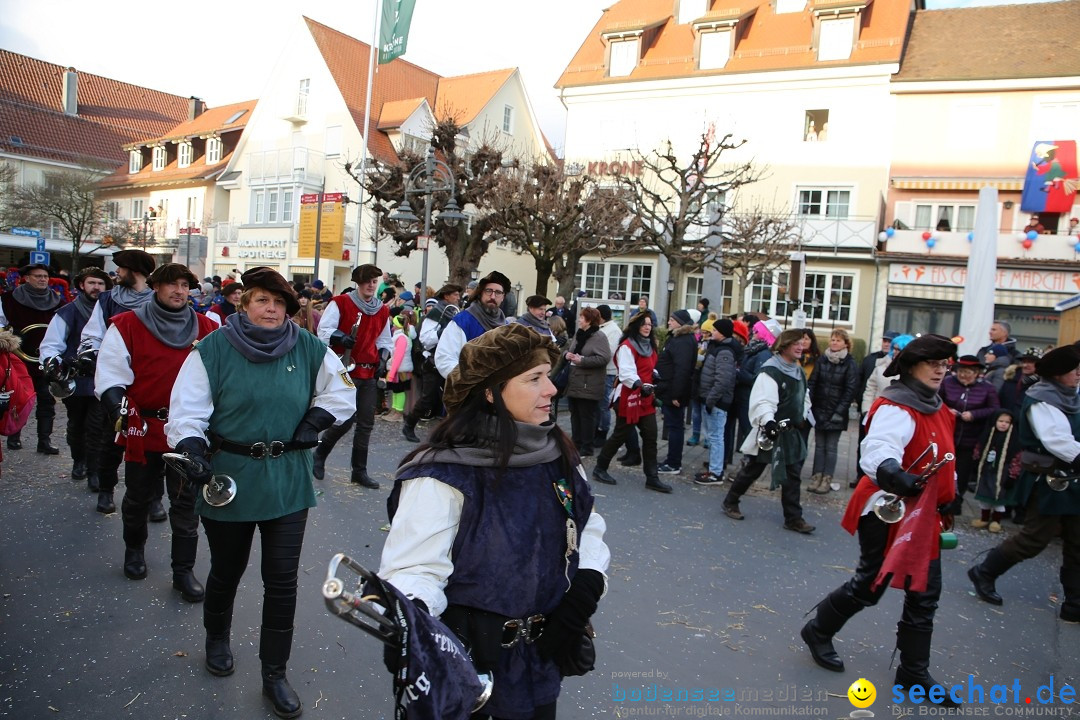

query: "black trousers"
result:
(121, 452), (200, 566)
(28, 372), (56, 434)
(404, 358), (443, 425)
(568, 397), (599, 452)
(476, 701), (557, 720)
(62, 395), (102, 468)
(954, 448), (976, 502)
(838, 513), (942, 632)
(597, 413), (657, 471)
(997, 487), (1080, 612)
(97, 419), (163, 500)
(725, 458), (805, 524)
(318, 378), (376, 474)
(202, 509), (309, 634)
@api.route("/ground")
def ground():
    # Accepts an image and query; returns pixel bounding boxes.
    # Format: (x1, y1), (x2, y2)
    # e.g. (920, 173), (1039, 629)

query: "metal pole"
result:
(142, 213), (148, 251)
(185, 223), (192, 267)
(420, 148), (434, 311)
(355, 0), (382, 266)
(313, 180), (325, 285)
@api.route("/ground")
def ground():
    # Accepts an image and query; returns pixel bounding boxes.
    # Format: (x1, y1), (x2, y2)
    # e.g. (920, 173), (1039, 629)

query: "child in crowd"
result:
(383, 310), (415, 422)
(970, 409), (1022, 533)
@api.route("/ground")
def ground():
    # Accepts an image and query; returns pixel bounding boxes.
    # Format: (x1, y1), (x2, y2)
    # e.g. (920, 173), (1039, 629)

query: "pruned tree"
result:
(0, 167), (112, 273)
(720, 199), (801, 308)
(616, 127), (764, 295)
(486, 162), (636, 298)
(348, 118), (506, 289)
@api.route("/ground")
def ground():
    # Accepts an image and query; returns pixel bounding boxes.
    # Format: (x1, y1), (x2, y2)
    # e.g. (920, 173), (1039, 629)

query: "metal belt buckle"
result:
(155, 409), (169, 421)
(269, 440), (286, 458)
(501, 614), (545, 648)
(249, 442), (268, 459)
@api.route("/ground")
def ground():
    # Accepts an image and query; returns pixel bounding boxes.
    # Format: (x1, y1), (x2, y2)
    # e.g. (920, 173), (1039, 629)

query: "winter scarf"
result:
(824, 347), (849, 364)
(1026, 378), (1080, 415)
(629, 332), (654, 358)
(349, 289), (384, 316)
(571, 325), (599, 354)
(111, 285), (155, 312)
(220, 311), (300, 363)
(12, 284), (60, 312)
(134, 297), (197, 350)
(397, 416), (562, 476)
(73, 292), (97, 323)
(516, 311), (551, 335)
(465, 301), (506, 333)
(881, 375), (942, 414)
(763, 354), (802, 381)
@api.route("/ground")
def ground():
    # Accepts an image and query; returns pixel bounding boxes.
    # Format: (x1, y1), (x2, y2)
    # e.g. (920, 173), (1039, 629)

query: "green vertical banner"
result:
(379, 0), (417, 64)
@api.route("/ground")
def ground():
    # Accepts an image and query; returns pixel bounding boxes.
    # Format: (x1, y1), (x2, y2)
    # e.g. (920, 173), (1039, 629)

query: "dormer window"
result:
(817, 16), (855, 60)
(609, 39), (640, 77)
(129, 149), (143, 174)
(776, 0), (806, 13)
(677, 0), (707, 24)
(152, 146), (167, 171)
(206, 137), (222, 164)
(178, 141), (193, 168)
(698, 29), (733, 70)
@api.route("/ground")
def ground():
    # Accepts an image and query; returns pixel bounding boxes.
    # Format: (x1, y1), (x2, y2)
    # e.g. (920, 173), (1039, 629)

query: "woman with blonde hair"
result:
(807, 328), (859, 494)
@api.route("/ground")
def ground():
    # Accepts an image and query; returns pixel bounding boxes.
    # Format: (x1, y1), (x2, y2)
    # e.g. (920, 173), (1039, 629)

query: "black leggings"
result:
(202, 509), (309, 633)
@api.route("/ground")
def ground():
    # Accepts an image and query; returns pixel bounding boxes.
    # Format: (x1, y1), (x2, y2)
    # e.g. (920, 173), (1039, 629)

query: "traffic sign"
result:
(11, 227), (41, 237)
(36, 237), (46, 252)
(29, 251), (50, 266)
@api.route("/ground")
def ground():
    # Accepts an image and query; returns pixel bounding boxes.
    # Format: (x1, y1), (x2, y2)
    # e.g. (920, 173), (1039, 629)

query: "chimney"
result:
(188, 96), (205, 121)
(63, 67), (78, 115)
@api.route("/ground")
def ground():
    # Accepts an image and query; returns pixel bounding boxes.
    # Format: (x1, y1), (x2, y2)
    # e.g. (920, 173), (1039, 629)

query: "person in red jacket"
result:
(314, 264), (394, 488)
(800, 334), (962, 708)
(95, 264), (217, 599)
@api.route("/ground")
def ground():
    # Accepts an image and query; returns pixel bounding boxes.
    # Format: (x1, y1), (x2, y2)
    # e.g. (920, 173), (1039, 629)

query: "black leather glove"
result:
(75, 346), (97, 376)
(763, 419), (779, 440)
(640, 383), (655, 398)
(331, 330), (356, 349)
(1070, 454), (1080, 473)
(631, 380), (642, 391)
(383, 597), (429, 674)
(876, 458), (923, 497)
(100, 386), (126, 427)
(535, 569), (604, 662)
(175, 437), (214, 486)
(42, 357), (64, 381)
(290, 407), (336, 449)
(829, 412), (846, 426)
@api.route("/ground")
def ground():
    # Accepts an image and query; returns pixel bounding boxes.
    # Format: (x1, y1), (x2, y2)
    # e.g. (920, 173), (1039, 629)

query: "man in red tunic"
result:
(315, 264), (393, 488)
(799, 334), (962, 708)
(95, 264), (217, 599)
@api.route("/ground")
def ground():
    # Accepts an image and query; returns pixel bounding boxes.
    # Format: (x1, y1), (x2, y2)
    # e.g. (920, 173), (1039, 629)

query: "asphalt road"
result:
(1, 409), (1077, 719)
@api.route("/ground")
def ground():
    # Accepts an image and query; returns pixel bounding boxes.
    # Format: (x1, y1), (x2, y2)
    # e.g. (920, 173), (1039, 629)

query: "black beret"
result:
(221, 282), (244, 296)
(525, 295), (551, 309)
(112, 249), (156, 277)
(474, 271), (511, 295)
(351, 264), (382, 284)
(1036, 345), (1080, 379)
(443, 323), (558, 412)
(240, 266), (300, 316)
(884, 334), (957, 377)
(19, 264), (51, 276)
(147, 263), (199, 290)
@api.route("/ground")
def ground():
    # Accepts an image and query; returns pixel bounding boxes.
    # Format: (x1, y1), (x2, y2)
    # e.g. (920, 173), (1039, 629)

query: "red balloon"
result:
(1022, 239), (1033, 250)
(921, 231), (932, 241)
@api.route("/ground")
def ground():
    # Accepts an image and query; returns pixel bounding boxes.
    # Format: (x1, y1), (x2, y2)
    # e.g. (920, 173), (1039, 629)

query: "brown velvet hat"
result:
(1036, 345), (1080, 379)
(112, 249), (156, 277)
(147, 263), (200, 290)
(443, 323), (559, 412)
(74, 268), (113, 290)
(884, 334), (957, 377)
(221, 282), (244, 296)
(240, 266), (300, 315)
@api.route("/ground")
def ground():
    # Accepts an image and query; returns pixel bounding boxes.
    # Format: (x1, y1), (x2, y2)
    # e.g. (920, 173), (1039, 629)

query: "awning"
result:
(891, 177), (1023, 191)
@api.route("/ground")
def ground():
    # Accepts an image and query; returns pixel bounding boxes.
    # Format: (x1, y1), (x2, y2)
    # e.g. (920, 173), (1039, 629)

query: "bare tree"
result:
(0, 167), (112, 273)
(616, 128), (764, 294)
(486, 163), (635, 298)
(347, 118), (506, 289)
(720, 200), (801, 309)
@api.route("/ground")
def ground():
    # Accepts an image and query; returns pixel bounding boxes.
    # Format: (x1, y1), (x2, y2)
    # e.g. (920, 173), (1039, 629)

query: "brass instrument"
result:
(756, 418), (790, 452)
(42, 356), (76, 399)
(162, 452), (237, 507)
(873, 442), (956, 524)
(7, 323), (50, 364)
(337, 315), (361, 373)
(1047, 471), (1080, 492)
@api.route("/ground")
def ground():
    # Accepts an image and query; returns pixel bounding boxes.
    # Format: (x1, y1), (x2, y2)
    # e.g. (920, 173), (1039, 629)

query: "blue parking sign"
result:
(29, 251), (50, 266)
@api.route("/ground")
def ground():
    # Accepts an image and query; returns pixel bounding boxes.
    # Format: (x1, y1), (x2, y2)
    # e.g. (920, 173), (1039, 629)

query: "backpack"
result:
(0, 351), (36, 436)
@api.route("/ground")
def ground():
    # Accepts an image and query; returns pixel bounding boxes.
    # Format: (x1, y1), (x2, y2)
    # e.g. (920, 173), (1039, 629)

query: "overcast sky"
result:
(0, 0), (1052, 154)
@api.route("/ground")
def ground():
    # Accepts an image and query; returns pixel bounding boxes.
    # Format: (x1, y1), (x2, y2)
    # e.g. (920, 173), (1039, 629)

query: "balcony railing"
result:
(883, 229), (1080, 262)
(246, 148), (325, 187)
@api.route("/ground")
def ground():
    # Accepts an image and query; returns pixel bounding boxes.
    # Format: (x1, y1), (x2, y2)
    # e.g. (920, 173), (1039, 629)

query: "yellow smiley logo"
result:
(847, 678), (876, 708)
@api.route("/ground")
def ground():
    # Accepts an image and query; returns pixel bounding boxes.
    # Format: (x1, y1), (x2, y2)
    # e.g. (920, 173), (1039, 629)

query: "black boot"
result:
(204, 608), (235, 676)
(6, 432), (21, 450)
(172, 535), (205, 603)
(617, 451), (642, 467)
(86, 472), (100, 492)
(71, 460), (87, 480)
(148, 497), (168, 523)
(402, 420), (420, 443)
(1060, 566), (1080, 623)
(968, 548), (1013, 606)
(592, 458), (617, 485)
(350, 470), (380, 489)
(644, 462), (672, 494)
(800, 588), (860, 672)
(894, 625), (961, 708)
(350, 436), (378, 488)
(37, 419), (59, 455)
(124, 547), (147, 580)
(261, 628), (302, 718)
(96, 491), (116, 514)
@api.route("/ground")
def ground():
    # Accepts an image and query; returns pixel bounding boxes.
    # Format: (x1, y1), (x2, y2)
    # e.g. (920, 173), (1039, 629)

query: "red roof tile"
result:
(130, 100), (257, 147)
(377, 98), (428, 130)
(97, 150), (238, 191)
(0, 100), (135, 167)
(435, 69), (516, 126)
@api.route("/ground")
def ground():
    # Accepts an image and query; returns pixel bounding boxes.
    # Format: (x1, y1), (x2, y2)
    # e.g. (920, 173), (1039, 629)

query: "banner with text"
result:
(379, 0), (417, 64)
(297, 193), (345, 260)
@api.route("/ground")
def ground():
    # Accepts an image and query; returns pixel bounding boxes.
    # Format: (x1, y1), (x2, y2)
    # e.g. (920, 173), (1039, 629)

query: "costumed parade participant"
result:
(380, 323), (610, 720)
(800, 334), (962, 708)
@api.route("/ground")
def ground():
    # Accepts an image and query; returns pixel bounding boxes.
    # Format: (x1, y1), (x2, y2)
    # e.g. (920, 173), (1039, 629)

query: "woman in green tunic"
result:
(166, 267), (355, 719)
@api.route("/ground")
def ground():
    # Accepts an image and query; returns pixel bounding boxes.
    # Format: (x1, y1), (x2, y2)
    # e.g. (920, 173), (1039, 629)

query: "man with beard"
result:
(40, 268), (112, 490)
(315, 264), (394, 488)
(401, 283), (462, 444)
(80, 250), (159, 516)
(206, 282), (243, 327)
(435, 270), (511, 379)
(0, 264), (63, 453)
(95, 264), (216, 597)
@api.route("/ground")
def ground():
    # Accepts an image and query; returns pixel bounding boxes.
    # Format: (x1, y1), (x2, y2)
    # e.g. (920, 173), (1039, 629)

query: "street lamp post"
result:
(387, 142), (466, 309)
(666, 278), (676, 317)
(513, 282), (523, 316)
(141, 213), (150, 250)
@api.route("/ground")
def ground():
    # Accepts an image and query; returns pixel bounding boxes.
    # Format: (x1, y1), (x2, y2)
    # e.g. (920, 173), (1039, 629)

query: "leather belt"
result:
(212, 436), (306, 459)
(356, 363), (377, 369)
(144, 407), (169, 421)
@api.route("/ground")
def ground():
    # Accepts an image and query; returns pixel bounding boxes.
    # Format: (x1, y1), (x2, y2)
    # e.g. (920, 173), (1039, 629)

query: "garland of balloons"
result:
(877, 225), (1080, 253)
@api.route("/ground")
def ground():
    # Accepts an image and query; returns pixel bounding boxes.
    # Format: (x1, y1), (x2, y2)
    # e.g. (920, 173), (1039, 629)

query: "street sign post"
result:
(29, 251), (50, 266)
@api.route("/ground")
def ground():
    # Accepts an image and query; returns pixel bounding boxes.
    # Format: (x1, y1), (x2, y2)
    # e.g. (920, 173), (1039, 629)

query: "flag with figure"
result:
(1021, 140), (1078, 213)
(379, 0), (417, 64)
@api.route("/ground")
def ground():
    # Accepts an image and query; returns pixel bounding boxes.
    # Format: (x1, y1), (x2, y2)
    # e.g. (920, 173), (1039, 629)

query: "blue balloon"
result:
(885, 227), (896, 238)
(967, 232), (974, 242)
(926, 238), (937, 249)
(1074, 242), (1080, 253)
(1026, 230), (1038, 241)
